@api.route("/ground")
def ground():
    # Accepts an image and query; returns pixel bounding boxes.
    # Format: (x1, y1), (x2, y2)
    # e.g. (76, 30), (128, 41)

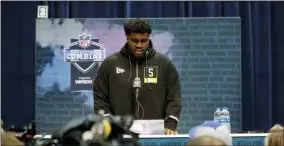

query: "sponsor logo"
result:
(116, 67), (125, 74)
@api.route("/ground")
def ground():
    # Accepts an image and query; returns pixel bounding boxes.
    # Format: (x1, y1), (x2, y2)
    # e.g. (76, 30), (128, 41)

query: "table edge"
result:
(34, 133), (269, 139)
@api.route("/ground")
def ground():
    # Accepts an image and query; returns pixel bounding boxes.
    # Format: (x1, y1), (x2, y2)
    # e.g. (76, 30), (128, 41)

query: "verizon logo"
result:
(75, 79), (92, 84)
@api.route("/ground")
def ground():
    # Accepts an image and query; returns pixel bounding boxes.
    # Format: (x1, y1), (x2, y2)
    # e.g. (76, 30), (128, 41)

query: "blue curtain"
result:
(2, 1), (284, 132)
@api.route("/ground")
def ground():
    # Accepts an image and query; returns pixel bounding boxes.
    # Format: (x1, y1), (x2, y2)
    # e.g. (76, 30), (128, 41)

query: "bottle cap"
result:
(222, 107), (228, 110)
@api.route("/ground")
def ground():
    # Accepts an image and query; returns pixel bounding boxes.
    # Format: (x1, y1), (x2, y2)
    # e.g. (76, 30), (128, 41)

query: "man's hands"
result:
(164, 128), (177, 135)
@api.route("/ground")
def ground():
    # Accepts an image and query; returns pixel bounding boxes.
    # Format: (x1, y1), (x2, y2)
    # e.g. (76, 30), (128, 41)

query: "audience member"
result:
(187, 135), (226, 146)
(1, 132), (25, 146)
(265, 124), (284, 146)
(188, 121), (232, 146)
(1, 119), (24, 146)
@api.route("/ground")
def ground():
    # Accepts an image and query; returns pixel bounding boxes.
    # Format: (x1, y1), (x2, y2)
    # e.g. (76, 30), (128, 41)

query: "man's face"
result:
(127, 32), (149, 59)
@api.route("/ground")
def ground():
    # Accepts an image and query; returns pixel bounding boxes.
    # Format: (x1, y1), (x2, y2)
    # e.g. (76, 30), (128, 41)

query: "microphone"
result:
(133, 77), (141, 88)
(133, 77), (141, 119)
(132, 52), (145, 119)
(133, 54), (142, 119)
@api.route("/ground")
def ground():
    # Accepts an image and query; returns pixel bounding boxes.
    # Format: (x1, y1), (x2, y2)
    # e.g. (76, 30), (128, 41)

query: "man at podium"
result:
(93, 19), (182, 135)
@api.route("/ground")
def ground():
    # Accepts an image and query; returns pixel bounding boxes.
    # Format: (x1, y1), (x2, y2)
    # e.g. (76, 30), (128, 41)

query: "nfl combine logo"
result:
(63, 33), (106, 74)
(78, 34), (91, 48)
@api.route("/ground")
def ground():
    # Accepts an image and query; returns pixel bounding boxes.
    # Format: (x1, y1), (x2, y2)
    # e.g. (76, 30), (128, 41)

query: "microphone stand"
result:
(133, 77), (141, 119)
(135, 88), (140, 119)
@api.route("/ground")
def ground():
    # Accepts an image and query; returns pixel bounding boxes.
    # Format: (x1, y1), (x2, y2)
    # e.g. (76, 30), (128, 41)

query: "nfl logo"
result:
(78, 34), (91, 48)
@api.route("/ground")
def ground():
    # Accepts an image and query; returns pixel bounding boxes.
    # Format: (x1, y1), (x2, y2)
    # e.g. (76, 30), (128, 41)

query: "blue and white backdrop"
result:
(35, 18), (241, 134)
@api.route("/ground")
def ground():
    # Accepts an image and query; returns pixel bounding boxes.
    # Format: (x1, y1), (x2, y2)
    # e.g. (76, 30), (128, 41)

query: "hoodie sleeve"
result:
(93, 60), (112, 116)
(164, 61), (182, 131)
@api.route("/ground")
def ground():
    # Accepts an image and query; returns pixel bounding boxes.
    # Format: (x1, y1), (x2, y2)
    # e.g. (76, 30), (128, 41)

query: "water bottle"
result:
(221, 107), (231, 132)
(219, 108), (225, 124)
(222, 107), (230, 124)
(213, 107), (221, 123)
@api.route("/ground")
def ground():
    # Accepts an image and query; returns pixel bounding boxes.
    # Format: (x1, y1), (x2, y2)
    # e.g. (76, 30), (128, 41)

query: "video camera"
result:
(39, 113), (140, 146)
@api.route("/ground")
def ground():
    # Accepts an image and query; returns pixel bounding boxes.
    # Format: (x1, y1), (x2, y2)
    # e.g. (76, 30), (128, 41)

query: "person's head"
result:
(1, 132), (24, 146)
(188, 121), (232, 146)
(265, 124), (284, 146)
(187, 136), (226, 146)
(124, 19), (152, 59)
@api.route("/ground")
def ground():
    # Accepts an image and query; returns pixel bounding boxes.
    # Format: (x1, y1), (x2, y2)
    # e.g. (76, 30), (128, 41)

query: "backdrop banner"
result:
(35, 18), (241, 134)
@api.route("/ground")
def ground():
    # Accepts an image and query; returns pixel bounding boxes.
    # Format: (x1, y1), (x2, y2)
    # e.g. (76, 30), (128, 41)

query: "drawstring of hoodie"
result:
(127, 55), (132, 82)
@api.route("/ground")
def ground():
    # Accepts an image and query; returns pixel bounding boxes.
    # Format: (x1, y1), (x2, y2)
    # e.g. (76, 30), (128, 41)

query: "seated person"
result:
(1, 131), (25, 146)
(187, 135), (226, 146)
(187, 121), (232, 146)
(265, 124), (283, 146)
(1, 119), (24, 146)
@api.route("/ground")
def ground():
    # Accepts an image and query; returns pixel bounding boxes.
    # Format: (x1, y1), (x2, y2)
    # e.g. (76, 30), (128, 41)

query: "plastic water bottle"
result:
(222, 107), (230, 124)
(213, 107), (221, 123)
(219, 108), (225, 124)
(221, 107), (231, 132)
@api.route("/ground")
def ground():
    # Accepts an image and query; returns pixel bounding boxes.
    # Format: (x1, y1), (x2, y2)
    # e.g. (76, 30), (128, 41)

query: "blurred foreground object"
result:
(1, 119), (4, 139)
(265, 124), (283, 146)
(41, 113), (140, 146)
(2, 120), (36, 146)
(188, 121), (232, 146)
(1, 119), (24, 146)
(187, 135), (226, 146)
(2, 132), (25, 146)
